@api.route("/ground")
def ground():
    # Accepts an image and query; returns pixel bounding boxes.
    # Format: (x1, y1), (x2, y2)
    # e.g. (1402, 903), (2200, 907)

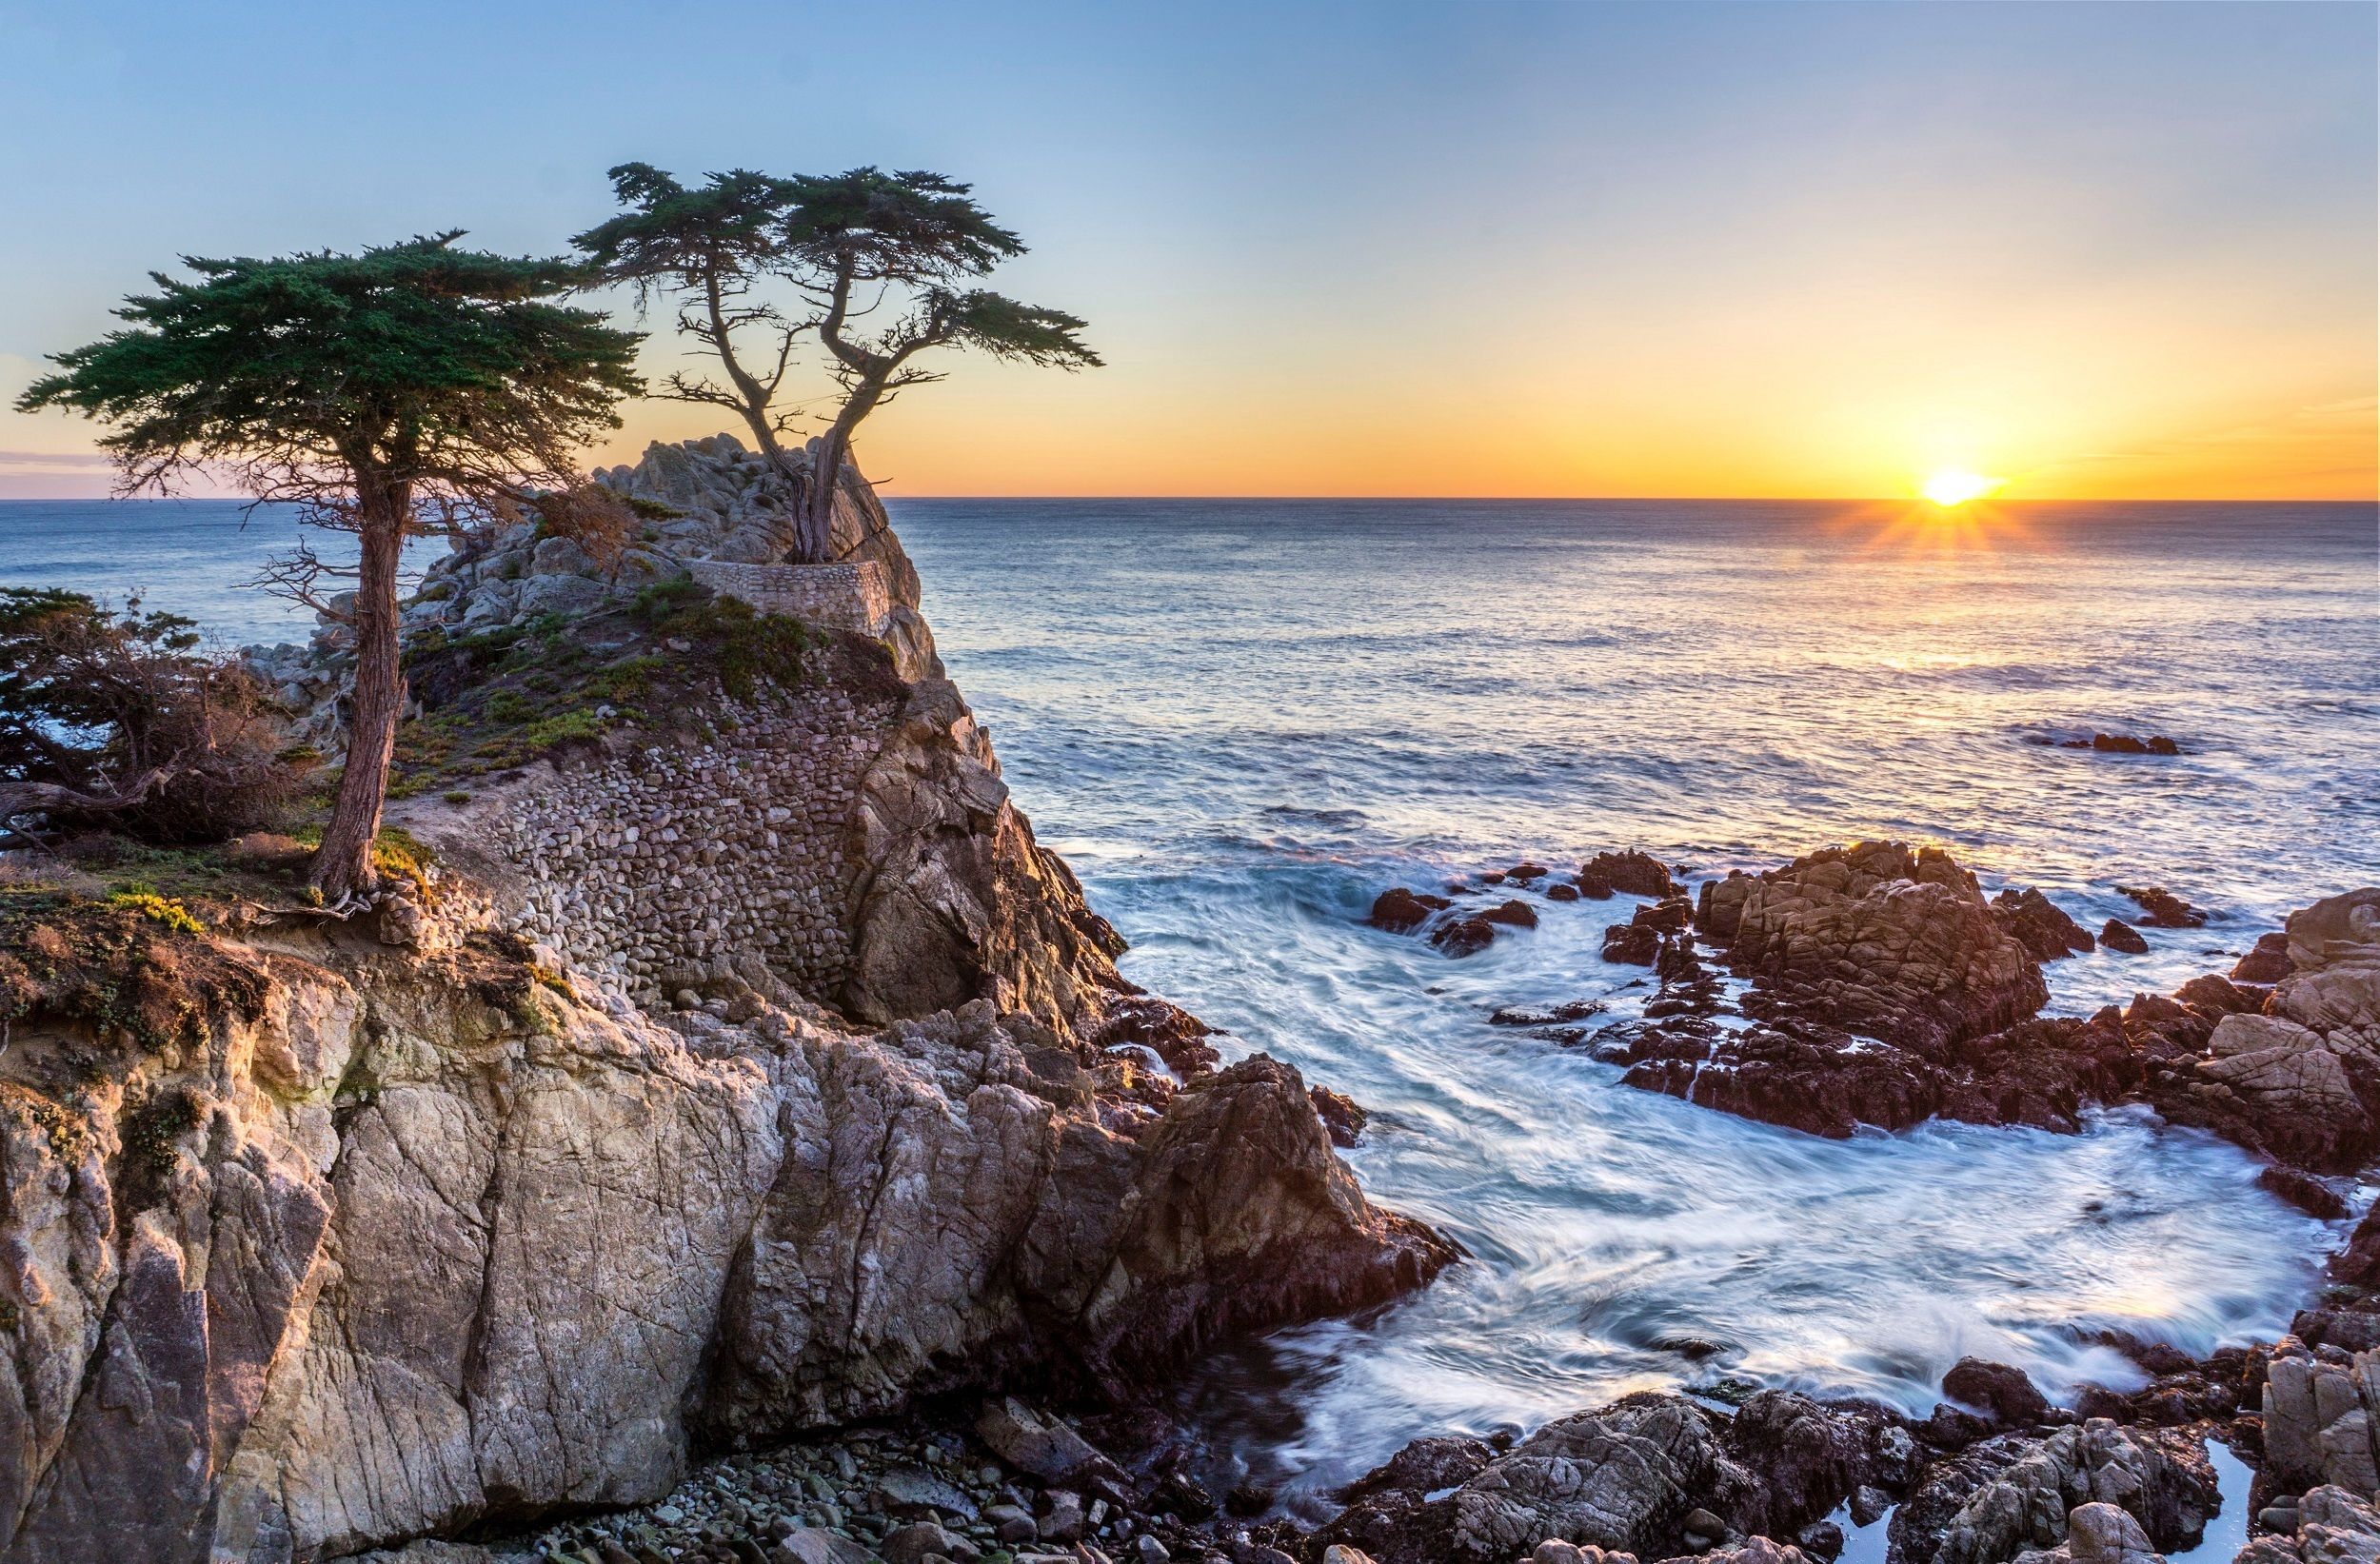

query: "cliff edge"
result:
(0, 445), (1457, 1562)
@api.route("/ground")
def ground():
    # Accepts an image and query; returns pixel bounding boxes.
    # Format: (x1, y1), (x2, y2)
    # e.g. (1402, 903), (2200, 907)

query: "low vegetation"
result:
(0, 587), (309, 845)
(385, 576), (813, 796)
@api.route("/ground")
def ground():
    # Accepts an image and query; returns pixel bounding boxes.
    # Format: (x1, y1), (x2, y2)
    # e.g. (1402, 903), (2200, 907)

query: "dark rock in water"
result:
(1580, 849), (1681, 901)
(1093, 993), (1222, 1076)
(2231, 929), (2293, 983)
(2100, 918), (2151, 954)
(1482, 898), (1539, 928)
(2257, 1165), (2347, 1218)
(1369, 885), (1450, 933)
(1574, 866), (1618, 899)
(1433, 916), (1498, 957)
(1993, 887), (2096, 960)
(1601, 920), (1662, 965)
(1325, 1389), (1911, 1564)
(1223, 1481), (1275, 1516)
(1546, 881), (1582, 902)
(1149, 1467), (1217, 1521)
(2117, 883), (2207, 928)
(2059, 733), (2183, 755)
(1309, 1084), (1369, 1147)
(1941, 1357), (2053, 1429)
(1490, 1000), (1608, 1027)
(1650, 1334), (1729, 1361)
(1479, 870), (1508, 885)
(1622, 1006), (2138, 1141)
(1509, 861), (1550, 882)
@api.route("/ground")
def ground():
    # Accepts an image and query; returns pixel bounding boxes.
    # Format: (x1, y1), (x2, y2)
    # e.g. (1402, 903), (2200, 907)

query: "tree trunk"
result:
(309, 478), (408, 903)
(803, 379), (886, 564)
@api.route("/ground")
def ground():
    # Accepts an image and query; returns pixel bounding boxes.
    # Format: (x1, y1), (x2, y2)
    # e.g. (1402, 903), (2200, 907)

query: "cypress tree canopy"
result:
(16, 232), (643, 513)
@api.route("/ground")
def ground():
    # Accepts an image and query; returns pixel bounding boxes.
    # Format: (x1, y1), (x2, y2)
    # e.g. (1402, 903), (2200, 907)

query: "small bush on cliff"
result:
(627, 578), (810, 701)
(0, 587), (307, 846)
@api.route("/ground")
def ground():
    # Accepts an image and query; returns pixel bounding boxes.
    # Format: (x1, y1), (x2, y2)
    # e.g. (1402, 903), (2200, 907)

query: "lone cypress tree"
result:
(579, 164), (1100, 561)
(16, 234), (642, 902)
(572, 165), (813, 511)
(783, 168), (1102, 550)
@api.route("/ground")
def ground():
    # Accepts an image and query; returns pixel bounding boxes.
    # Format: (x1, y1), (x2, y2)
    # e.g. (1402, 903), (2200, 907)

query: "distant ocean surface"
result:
(5, 494), (2377, 1503)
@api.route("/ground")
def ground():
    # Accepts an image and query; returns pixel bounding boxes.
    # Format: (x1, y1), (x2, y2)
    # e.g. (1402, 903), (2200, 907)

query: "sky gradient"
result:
(2, 1), (2371, 501)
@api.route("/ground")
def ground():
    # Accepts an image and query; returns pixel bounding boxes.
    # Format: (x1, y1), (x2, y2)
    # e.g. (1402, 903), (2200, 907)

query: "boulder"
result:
(1370, 886), (1450, 934)
(2100, 921), (2150, 956)
(1993, 889), (2096, 961)
(2233, 931), (2296, 984)
(1715, 842), (2048, 1049)
(2116, 886), (2205, 929)
(1579, 851), (1681, 901)
(1942, 1359), (2054, 1430)
(1434, 917), (1500, 958)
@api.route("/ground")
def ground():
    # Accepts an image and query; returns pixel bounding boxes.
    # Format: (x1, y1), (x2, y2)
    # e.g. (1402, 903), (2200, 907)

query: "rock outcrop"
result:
(1319, 1390), (1911, 1564)
(1595, 842), (2379, 1170)
(0, 914), (1450, 1562)
(1890, 1420), (2216, 1564)
(3, 445), (1453, 1561)
(2140, 890), (2380, 1174)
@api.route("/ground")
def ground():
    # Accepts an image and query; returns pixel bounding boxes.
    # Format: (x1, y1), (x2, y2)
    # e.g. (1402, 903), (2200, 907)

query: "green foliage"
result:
(780, 166), (1026, 282)
(0, 586), (304, 843)
(578, 160), (1099, 554)
(15, 232), (645, 900)
(104, 889), (204, 936)
(15, 236), (644, 509)
(627, 579), (809, 702)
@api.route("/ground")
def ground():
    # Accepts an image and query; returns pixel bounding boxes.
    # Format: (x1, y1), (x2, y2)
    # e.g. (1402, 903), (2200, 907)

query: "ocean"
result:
(5, 494), (2376, 1505)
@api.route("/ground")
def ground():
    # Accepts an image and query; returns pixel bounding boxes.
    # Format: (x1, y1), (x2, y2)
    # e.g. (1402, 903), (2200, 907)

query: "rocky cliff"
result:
(0, 446), (1456, 1561)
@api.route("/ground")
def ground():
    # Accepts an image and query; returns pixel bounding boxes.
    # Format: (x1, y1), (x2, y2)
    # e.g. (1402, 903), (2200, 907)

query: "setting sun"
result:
(1922, 469), (2003, 506)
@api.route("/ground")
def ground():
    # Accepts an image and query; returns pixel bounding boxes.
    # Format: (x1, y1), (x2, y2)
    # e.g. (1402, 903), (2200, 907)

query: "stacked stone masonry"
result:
(688, 559), (894, 636)
(491, 686), (900, 1005)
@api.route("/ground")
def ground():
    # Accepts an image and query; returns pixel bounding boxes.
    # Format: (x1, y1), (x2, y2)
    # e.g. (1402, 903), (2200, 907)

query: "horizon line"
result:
(1, 490), (2372, 506)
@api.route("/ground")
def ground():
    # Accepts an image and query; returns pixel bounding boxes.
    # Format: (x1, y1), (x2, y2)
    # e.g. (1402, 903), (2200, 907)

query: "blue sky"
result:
(3, 1), (2371, 498)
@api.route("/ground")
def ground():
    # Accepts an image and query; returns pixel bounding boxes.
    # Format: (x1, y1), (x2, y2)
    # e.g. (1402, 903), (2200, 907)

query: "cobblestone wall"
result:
(688, 560), (894, 636)
(489, 687), (900, 1005)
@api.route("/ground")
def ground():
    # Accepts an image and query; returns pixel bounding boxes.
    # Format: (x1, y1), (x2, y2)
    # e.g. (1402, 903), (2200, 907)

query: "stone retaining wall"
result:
(688, 560), (894, 636)
(489, 687), (900, 1005)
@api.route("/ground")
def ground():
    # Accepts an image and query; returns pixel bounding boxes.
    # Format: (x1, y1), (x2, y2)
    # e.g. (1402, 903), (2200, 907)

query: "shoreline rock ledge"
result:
(0, 445), (1453, 1563)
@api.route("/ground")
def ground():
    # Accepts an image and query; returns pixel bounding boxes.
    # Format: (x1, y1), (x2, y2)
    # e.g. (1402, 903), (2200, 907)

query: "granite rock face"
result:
(2143, 890), (2380, 1174)
(1320, 1390), (1907, 1564)
(1891, 1421), (2215, 1564)
(1705, 842), (2048, 1049)
(0, 924), (1449, 1562)
(843, 678), (1128, 1033)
